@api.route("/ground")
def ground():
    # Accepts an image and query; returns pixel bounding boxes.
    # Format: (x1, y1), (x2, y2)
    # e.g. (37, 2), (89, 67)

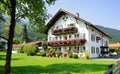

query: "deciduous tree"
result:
(0, 0), (56, 74)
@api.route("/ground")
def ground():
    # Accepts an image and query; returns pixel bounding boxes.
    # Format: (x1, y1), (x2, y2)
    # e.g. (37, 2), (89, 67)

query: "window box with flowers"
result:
(52, 27), (78, 35)
(46, 38), (87, 46)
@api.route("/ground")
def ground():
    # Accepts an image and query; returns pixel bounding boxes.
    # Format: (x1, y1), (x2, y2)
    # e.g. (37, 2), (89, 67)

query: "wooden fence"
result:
(104, 61), (120, 74)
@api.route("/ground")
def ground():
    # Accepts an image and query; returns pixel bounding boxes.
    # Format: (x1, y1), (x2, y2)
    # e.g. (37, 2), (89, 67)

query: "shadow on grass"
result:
(0, 55), (22, 60)
(0, 63), (108, 74)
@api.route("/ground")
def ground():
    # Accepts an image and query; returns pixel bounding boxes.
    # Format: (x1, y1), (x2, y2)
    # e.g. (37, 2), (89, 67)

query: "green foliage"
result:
(0, 42), (3, 48)
(36, 52), (42, 56)
(13, 38), (21, 44)
(85, 50), (89, 59)
(56, 50), (62, 57)
(72, 54), (78, 59)
(0, 42), (5, 48)
(0, 52), (115, 74)
(40, 51), (46, 57)
(68, 52), (73, 58)
(0, 0), (56, 73)
(41, 40), (47, 50)
(109, 48), (118, 52)
(23, 44), (38, 56)
(95, 25), (120, 43)
(16, 45), (24, 53)
(22, 25), (29, 43)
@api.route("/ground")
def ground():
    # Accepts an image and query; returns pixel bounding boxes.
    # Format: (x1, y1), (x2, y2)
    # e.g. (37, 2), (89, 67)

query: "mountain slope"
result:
(95, 25), (120, 43)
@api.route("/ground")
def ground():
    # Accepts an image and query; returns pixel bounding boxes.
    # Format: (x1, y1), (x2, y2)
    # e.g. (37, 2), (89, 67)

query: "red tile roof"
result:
(12, 41), (42, 48)
(109, 43), (120, 48)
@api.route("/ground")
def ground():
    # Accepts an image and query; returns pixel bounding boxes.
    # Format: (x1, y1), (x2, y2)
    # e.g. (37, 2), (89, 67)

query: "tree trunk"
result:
(4, 0), (16, 74)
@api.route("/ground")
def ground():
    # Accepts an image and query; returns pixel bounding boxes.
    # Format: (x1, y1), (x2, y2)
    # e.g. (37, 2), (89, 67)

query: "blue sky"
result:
(47, 0), (120, 30)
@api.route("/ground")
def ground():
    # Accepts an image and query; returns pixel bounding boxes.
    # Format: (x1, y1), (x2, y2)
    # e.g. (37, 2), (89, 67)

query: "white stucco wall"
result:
(0, 37), (8, 50)
(47, 13), (110, 58)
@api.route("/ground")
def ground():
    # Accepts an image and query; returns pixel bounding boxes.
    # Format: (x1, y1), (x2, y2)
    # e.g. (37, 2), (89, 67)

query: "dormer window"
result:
(67, 23), (75, 27)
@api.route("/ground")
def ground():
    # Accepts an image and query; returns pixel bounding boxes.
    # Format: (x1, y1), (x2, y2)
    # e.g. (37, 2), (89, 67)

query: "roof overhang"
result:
(45, 9), (111, 38)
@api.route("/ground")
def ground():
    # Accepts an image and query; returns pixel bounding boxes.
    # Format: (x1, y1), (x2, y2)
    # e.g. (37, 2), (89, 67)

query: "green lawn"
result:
(0, 52), (115, 74)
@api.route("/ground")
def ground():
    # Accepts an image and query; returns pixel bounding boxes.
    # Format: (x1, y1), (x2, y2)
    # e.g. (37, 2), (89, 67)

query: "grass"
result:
(0, 52), (115, 74)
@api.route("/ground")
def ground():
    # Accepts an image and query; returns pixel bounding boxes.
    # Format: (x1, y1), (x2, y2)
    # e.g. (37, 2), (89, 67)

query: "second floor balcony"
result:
(52, 27), (78, 35)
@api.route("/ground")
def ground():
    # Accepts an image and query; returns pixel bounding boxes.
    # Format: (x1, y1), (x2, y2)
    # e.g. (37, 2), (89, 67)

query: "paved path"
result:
(91, 56), (120, 61)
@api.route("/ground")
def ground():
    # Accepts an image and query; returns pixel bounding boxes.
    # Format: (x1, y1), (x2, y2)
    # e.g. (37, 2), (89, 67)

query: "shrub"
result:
(109, 48), (118, 53)
(16, 45), (24, 53)
(72, 54), (78, 59)
(68, 52), (73, 58)
(23, 44), (38, 56)
(85, 50), (89, 59)
(41, 51), (46, 57)
(0, 42), (5, 48)
(36, 52), (41, 56)
(56, 51), (62, 57)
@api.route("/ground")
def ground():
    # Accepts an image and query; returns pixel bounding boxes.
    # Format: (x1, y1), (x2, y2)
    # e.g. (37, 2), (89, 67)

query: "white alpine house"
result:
(0, 36), (7, 50)
(45, 9), (111, 58)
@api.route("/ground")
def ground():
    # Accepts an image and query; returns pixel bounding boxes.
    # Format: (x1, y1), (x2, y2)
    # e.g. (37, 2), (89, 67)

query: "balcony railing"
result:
(46, 38), (87, 46)
(52, 27), (78, 35)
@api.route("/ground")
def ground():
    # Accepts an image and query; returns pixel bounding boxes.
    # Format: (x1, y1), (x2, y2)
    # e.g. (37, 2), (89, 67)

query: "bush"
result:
(36, 52), (42, 56)
(23, 44), (38, 56)
(68, 52), (73, 58)
(85, 50), (89, 59)
(0, 42), (5, 48)
(41, 51), (46, 57)
(109, 48), (118, 53)
(16, 45), (24, 53)
(56, 51), (62, 57)
(72, 54), (78, 59)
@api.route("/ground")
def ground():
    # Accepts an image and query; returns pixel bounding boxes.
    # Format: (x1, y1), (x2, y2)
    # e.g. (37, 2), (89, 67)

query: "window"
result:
(74, 34), (76, 38)
(67, 23), (75, 27)
(69, 47), (72, 51)
(91, 34), (95, 41)
(60, 36), (62, 40)
(64, 36), (67, 40)
(80, 33), (85, 38)
(83, 33), (85, 38)
(55, 37), (57, 40)
(105, 41), (108, 46)
(76, 47), (79, 53)
(56, 26), (59, 29)
(96, 47), (99, 54)
(91, 46), (95, 54)
(69, 35), (71, 39)
(79, 47), (84, 53)
(76, 34), (79, 38)
(49, 37), (51, 41)
(59, 47), (61, 51)
(96, 39), (99, 43)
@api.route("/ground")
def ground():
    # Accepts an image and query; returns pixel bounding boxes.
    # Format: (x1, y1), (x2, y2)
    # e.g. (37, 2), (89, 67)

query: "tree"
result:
(0, 0), (56, 74)
(22, 25), (29, 43)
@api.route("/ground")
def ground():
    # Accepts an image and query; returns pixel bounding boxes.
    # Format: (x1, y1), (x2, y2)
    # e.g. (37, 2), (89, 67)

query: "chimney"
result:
(76, 13), (79, 18)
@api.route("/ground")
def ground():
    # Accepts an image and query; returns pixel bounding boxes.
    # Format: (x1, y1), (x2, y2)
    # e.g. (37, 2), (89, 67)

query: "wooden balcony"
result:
(52, 27), (78, 35)
(46, 38), (87, 46)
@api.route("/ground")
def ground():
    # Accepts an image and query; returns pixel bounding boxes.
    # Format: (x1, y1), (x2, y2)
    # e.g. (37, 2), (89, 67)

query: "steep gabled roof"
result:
(45, 9), (111, 38)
